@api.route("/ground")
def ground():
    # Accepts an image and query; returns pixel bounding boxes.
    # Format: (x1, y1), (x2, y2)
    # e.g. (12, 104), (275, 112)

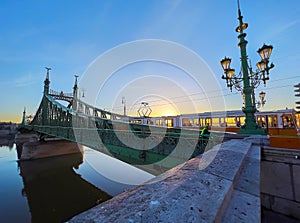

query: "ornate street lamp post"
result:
(220, 1), (274, 135)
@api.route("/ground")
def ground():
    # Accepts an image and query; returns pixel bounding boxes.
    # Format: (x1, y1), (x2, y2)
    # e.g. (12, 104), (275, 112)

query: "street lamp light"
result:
(220, 1), (274, 135)
(257, 44), (273, 61)
(242, 91), (266, 109)
(259, 91), (266, 106)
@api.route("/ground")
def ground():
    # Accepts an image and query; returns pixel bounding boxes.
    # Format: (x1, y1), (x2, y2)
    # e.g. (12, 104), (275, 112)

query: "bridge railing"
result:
(49, 89), (73, 98)
(32, 125), (221, 156)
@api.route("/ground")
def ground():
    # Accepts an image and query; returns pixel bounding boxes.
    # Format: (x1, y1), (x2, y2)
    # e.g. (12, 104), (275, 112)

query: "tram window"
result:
(220, 117), (227, 127)
(257, 116), (261, 126)
(257, 116), (266, 128)
(211, 118), (219, 127)
(165, 119), (173, 127)
(132, 119), (141, 124)
(193, 118), (199, 126)
(238, 117), (245, 125)
(205, 118), (211, 126)
(199, 118), (206, 127)
(182, 118), (188, 126)
(296, 114), (300, 127)
(147, 119), (153, 125)
(156, 119), (163, 126)
(282, 114), (294, 128)
(183, 118), (193, 126)
(268, 115), (277, 127)
(226, 117), (236, 127)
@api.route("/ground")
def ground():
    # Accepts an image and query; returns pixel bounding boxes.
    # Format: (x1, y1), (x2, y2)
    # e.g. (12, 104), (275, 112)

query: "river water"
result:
(0, 141), (154, 223)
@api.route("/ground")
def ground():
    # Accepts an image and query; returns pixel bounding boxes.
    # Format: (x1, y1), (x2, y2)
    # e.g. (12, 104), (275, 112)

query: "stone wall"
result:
(261, 147), (300, 220)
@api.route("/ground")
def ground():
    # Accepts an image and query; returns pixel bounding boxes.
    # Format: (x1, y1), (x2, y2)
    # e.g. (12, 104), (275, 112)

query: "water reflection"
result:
(19, 152), (111, 223)
(76, 147), (155, 196)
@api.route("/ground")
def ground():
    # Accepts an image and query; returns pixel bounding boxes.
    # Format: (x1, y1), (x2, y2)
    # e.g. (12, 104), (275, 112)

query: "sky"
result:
(0, 0), (299, 123)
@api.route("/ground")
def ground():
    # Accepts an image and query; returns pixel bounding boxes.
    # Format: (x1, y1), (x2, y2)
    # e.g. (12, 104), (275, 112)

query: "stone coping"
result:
(70, 136), (264, 223)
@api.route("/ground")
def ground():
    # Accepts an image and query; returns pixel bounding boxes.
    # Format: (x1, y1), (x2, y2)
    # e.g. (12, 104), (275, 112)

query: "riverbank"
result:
(0, 122), (17, 146)
(0, 122), (17, 138)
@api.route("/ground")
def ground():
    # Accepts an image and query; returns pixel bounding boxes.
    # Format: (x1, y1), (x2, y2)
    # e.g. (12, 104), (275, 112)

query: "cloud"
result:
(14, 74), (39, 87)
(263, 18), (300, 41)
(276, 19), (300, 35)
(137, 0), (184, 37)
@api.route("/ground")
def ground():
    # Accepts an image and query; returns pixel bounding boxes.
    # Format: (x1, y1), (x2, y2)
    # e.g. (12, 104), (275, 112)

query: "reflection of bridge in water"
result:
(19, 152), (111, 223)
(20, 69), (223, 173)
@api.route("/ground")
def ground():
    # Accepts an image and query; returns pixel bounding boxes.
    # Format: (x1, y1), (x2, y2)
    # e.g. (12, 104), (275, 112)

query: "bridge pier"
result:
(20, 139), (81, 160)
(15, 131), (81, 160)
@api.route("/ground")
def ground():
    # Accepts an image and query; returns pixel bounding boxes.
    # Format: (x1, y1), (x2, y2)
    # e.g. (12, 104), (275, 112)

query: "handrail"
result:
(49, 89), (73, 98)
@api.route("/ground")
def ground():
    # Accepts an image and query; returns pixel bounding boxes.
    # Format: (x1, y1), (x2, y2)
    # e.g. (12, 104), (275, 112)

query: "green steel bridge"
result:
(20, 69), (222, 173)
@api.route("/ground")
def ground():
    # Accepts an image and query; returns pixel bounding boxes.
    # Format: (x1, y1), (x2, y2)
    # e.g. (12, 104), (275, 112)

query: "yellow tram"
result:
(129, 108), (300, 137)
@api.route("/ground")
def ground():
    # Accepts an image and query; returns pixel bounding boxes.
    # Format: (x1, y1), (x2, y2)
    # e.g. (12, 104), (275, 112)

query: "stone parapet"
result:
(70, 136), (264, 223)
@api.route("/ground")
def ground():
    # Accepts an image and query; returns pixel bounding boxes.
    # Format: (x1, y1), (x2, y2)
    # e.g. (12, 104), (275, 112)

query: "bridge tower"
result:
(44, 67), (51, 95)
(42, 67), (51, 125)
(21, 107), (26, 126)
(73, 75), (79, 110)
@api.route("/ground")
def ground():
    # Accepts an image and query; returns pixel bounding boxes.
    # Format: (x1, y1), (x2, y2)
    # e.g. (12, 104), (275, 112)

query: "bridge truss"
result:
(20, 71), (222, 174)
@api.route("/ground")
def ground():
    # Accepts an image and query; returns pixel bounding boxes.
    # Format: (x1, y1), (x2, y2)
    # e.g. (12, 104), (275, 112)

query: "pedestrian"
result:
(201, 124), (209, 135)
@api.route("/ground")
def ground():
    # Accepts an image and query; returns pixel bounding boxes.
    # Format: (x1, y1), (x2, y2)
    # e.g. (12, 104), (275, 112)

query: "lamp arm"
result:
(250, 72), (262, 88)
(266, 62), (275, 71)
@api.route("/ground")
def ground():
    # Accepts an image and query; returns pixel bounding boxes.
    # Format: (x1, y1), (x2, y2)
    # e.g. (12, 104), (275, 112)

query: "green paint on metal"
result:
(236, 6), (266, 135)
(19, 69), (223, 171)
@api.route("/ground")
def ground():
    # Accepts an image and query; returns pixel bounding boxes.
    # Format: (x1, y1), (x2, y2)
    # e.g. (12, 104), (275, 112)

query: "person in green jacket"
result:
(201, 124), (209, 135)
